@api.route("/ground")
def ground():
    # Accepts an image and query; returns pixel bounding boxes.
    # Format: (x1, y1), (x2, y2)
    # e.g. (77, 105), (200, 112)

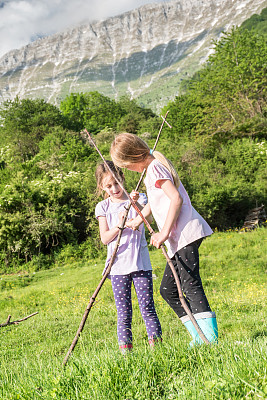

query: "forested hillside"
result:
(0, 23), (266, 272)
(241, 6), (267, 35)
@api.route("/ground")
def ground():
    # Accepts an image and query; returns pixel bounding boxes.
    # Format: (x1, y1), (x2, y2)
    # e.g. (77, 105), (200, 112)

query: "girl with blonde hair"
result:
(110, 133), (218, 346)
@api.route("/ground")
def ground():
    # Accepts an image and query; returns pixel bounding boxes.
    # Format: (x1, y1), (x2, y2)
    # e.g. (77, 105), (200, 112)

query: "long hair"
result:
(95, 160), (124, 198)
(110, 133), (180, 188)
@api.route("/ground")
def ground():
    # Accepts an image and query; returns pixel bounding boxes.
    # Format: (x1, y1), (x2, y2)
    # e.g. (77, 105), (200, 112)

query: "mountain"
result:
(0, 0), (266, 112)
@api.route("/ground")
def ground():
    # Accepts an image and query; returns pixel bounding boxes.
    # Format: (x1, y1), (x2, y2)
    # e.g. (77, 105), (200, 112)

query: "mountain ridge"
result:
(0, 0), (266, 112)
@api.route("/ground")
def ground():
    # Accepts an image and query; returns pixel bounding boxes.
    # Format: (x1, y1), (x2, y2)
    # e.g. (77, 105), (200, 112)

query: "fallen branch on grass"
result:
(0, 312), (38, 328)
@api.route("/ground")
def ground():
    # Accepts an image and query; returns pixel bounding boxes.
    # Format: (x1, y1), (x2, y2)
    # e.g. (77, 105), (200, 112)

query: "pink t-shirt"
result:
(144, 159), (213, 257)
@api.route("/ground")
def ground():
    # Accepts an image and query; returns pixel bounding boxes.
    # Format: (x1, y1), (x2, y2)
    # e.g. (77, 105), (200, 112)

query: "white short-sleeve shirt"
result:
(95, 193), (152, 275)
(144, 159), (213, 257)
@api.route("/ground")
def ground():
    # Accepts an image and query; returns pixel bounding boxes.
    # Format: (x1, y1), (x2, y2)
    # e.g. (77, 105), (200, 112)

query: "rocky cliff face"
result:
(0, 0), (266, 112)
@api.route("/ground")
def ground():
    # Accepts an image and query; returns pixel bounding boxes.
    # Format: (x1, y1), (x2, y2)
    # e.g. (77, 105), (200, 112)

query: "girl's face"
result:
(101, 173), (124, 200)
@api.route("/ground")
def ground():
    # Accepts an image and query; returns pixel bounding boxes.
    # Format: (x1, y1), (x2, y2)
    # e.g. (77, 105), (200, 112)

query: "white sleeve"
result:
(95, 200), (106, 219)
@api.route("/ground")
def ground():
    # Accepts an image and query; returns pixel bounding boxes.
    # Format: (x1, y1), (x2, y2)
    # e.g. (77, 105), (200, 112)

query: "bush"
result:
(173, 138), (266, 229)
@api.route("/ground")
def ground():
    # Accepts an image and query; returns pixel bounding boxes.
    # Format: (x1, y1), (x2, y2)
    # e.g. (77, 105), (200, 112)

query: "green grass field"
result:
(0, 228), (266, 399)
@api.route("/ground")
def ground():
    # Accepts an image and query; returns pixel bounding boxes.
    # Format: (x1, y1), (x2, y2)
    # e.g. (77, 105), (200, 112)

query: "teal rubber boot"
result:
(181, 312), (218, 346)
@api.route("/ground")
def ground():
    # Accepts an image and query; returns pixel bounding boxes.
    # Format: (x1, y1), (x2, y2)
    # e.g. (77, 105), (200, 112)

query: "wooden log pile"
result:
(242, 205), (266, 230)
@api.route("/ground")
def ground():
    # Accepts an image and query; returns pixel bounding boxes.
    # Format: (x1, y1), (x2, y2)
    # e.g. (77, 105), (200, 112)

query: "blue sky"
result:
(0, 0), (171, 58)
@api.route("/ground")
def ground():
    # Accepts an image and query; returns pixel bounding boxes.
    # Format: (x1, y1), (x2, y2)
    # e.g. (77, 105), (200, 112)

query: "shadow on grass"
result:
(252, 330), (267, 339)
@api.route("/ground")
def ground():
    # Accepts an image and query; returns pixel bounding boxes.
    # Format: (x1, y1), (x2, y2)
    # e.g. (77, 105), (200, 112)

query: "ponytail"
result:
(152, 150), (180, 188)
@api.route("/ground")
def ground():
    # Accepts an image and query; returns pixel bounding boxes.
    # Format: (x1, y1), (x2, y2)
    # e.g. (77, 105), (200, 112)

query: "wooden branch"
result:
(242, 205), (266, 230)
(0, 312), (38, 328)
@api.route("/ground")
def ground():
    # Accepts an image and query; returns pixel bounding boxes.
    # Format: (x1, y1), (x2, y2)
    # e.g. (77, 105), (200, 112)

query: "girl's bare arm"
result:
(98, 216), (122, 245)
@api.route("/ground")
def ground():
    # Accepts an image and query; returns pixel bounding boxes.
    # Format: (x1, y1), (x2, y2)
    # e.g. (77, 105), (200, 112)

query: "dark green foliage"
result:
(116, 96), (156, 134)
(0, 126), (102, 270)
(241, 7), (267, 36)
(60, 91), (125, 133)
(36, 126), (97, 172)
(161, 94), (205, 139)
(163, 28), (267, 140)
(0, 97), (64, 161)
(154, 136), (266, 230)
(60, 92), (158, 135)
(182, 139), (266, 228)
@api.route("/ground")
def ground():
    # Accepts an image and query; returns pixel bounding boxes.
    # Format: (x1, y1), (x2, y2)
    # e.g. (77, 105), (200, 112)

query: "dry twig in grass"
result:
(0, 312), (38, 328)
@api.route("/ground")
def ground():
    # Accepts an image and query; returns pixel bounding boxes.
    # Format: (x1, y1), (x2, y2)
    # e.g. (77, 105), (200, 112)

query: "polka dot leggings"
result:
(111, 270), (162, 345)
(160, 239), (211, 318)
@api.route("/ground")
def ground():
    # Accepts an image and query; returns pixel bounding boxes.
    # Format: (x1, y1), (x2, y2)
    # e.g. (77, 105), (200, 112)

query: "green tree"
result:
(60, 92), (125, 133)
(162, 93), (207, 140)
(117, 96), (156, 134)
(194, 28), (267, 137)
(0, 97), (64, 161)
(241, 7), (267, 37)
(163, 27), (267, 140)
(35, 126), (97, 174)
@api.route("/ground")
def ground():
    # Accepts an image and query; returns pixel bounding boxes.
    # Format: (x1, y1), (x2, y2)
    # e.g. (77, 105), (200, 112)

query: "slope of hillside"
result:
(0, 0), (266, 112)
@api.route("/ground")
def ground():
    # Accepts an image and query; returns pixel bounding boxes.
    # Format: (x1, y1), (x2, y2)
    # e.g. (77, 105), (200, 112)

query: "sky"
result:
(0, 0), (170, 58)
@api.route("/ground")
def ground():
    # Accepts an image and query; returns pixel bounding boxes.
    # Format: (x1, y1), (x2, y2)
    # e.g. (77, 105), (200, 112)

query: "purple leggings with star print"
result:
(160, 239), (211, 318)
(111, 270), (162, 345)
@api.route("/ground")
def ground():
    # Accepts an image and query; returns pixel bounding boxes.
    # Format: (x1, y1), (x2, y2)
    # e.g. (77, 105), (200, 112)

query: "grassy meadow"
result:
(0, 228), (266, 399)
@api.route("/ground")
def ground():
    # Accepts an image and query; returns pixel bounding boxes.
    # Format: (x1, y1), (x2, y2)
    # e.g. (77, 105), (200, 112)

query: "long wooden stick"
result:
(86, 130), (210, 345)
(63, 207), (132, 366)
(62, 113), (170, 366)
(0, 312), (38, 328)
